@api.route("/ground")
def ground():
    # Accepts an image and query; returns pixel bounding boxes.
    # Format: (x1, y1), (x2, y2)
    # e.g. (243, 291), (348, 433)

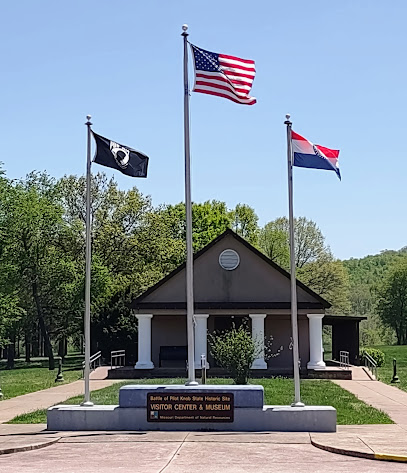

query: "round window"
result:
(219, 249), (240, 271)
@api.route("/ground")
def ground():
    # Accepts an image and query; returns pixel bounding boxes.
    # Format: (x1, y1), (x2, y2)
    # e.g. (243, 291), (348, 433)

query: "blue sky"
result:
(1, 1), (406, 260)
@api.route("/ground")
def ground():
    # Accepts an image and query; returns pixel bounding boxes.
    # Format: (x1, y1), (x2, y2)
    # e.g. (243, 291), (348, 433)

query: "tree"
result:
(260, 217), (331, 268)
(377, 259), (407, 345)
(160, 200), (232, 253)
(57, 173), (187, 356)
(258, 221), (290, 268)
(0, 293), (25, 368)
(344, 250), (407, 345)
(297, 259), (351, 314)
(1, 172), (74, 369)
(230, 204), (259, 245)
(258, 216), (351, 313)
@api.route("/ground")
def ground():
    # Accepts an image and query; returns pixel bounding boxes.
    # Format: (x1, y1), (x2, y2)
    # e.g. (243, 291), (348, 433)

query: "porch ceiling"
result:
(133, 301), (326, 311)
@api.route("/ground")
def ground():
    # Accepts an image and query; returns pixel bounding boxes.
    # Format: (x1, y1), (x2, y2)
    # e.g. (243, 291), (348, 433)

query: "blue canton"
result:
(192, 46), (221, 72)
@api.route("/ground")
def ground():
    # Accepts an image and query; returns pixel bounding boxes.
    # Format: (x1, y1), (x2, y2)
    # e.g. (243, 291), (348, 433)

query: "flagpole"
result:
(285, 114), (304, 407)
(182, 24), (198, 386)
(81, 114), (94, 406)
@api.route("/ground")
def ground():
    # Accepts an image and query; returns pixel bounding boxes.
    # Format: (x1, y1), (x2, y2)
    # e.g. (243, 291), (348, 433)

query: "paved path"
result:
(0, 367), (122, 423)
(350, 366), (373, 381)
(3, 367), (407, 465)
(333, 376), (407, 426)
(1, 428), (407, 472)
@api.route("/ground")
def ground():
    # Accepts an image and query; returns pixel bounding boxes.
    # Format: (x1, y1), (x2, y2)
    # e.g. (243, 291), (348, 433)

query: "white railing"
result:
(111, 350), (125, 369)
(363, 352), (378, 380)
(339, 350), (350, 370)
(82, 350), (102, 375)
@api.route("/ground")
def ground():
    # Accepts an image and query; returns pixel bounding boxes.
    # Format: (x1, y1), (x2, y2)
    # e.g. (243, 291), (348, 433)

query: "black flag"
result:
(92, 132), (149, 178)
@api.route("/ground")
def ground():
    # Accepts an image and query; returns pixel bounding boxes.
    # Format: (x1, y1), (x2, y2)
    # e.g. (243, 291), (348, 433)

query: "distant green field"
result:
(372, 345), (407, 392)
(0, 354), (83, 400)
(9, 377), (393, 425)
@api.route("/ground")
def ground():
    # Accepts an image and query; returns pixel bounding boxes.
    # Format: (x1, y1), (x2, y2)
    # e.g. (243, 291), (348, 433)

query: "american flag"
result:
(190, 44), (256, 105)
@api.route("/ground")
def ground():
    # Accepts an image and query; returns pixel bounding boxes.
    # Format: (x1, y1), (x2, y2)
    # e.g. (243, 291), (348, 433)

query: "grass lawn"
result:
(9, 377), (393, 425)
(0, 354), (83, 400)
(373, 345), (407, 392)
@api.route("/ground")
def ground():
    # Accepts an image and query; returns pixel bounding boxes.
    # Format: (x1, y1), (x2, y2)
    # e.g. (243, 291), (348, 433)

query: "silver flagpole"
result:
(285, 114), (304, 407)
(81, 114), (94, 406)
(182, 24), (198, 386)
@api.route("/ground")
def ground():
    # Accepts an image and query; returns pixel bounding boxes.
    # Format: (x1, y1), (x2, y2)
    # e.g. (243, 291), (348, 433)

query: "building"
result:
(109, 229), (364, 378)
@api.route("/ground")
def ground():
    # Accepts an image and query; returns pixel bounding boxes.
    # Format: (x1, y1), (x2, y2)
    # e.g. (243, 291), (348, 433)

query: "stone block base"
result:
(47, 384), (336, 433)
(47, 404), (336, 433)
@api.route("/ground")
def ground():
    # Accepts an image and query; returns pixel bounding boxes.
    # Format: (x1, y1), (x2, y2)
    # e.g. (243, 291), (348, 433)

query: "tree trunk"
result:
(395, 323), (402, 345)
(32, 281), (54, 370)
(6, 342), (15, 369)
(44, 339), (49, 357)
(25, 333), (31, 362)
(32, 328), (39, 357)
(58, 338), (67, 361)
(16, 335), (20, 359)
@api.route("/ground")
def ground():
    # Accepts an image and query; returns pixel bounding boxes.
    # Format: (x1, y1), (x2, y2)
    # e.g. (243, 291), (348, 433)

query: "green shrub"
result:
(361, 348), (385, 367)
(209, 324), (256, 384)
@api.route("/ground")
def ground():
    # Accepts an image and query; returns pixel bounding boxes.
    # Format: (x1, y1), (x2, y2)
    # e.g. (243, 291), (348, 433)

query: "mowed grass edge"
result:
(374, 345), (407, 393)
(8, 377), (393, 425)
(0, 355), (83, 400)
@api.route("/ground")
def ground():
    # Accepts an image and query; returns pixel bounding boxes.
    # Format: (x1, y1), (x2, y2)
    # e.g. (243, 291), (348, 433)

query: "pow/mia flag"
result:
(92, 132), (149, 178)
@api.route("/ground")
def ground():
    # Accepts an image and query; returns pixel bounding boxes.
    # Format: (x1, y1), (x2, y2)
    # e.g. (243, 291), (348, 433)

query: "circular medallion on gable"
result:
(219, 249), (240, 271)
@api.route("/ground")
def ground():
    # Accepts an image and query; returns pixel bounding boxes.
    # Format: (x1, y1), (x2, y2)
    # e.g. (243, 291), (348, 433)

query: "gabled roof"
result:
(132, 228), (331, 310)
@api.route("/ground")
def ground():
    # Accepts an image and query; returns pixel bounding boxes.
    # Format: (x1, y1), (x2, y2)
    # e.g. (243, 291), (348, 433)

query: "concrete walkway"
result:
(333, 376), (407, 426)
(2, 367), (407, 464)
(1, 426), (407, 471)
(0, 367), (122, 423)
(350, 366), (374, 381)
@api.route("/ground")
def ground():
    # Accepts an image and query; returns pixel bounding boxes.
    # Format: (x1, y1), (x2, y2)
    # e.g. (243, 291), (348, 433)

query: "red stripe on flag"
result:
(221, 70), (256, 81)
(219, 53), (255, 65)
(196, 72), (250, 88)
(193, 87), (256, 105)
(291, 131), (308, 141)
(315, 145), (340, 158)
(195, 79), (249, 98)
(219, 61), (256, 73)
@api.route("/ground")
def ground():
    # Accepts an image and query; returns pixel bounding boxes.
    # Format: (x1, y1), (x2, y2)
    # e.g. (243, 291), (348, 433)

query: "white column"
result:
(250, 314), (267, 369)
(194, 314), (209, 369)
(135, 314), (154, 369)
(307, 314), (326, 369)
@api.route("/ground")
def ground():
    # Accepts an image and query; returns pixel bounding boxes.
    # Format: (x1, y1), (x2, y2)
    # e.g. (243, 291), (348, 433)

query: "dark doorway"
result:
(213, 315), (251, 333)
(322, 315), (366, 366)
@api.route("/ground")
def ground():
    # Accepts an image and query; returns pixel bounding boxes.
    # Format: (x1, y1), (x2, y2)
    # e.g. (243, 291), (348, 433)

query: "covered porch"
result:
(108, 308), (354, 380)
(111, 230), (360, 380)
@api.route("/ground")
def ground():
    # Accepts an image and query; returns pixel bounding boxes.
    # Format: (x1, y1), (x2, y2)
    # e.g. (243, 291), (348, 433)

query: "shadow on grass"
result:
(0, 353), (84, 372)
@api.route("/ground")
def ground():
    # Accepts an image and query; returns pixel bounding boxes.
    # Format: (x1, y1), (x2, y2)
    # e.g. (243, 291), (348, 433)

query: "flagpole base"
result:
(185, 380), (199, 386)
(291, 401), (305, 408)
(80, 401), (94, 407)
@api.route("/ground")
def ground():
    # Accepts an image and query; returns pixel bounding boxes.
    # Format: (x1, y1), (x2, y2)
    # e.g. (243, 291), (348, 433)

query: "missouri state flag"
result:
(291, 130), (341, 180)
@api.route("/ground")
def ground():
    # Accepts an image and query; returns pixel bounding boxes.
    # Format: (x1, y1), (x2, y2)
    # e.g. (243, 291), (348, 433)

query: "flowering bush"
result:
(209, 324), (256, 384)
